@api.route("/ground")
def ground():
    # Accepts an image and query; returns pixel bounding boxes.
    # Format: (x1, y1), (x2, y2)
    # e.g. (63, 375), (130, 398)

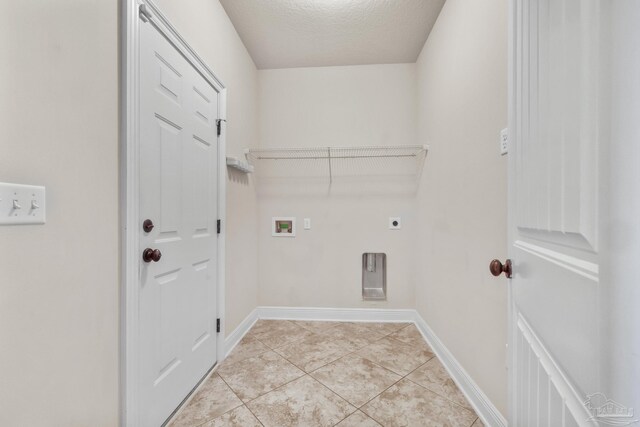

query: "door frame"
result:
(120, 1), (227, 425)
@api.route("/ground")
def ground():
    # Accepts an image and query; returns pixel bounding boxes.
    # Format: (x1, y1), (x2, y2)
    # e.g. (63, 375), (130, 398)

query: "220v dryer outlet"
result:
(389, 217), (401, 230)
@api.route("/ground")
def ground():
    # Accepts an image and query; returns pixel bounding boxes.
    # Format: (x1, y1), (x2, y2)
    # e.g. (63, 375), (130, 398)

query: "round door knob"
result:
(143, 248), (162, 263)
(490, 259), (512, 278)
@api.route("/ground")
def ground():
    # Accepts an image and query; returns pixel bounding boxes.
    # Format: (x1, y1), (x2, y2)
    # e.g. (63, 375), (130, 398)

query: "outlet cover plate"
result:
(389, 217), (401, 230)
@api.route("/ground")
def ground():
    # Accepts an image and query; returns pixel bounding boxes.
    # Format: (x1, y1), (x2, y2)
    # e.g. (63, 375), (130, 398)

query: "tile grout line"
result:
(234, 322), (406, 425)
(329, 325), (438, 423)
(356, 355), (442, 425)
(306, 373), (360, 426)
(404, 373), (477, 413)
(358, 355), (478, 426)
(222, 335), (272, 367)
(260, 321), (422, 397)
(242, 403), (266, 427)
(208, 374), (255, 426)
(238, 370), (308, 407)
(291, 324), (432, 426)
(166, 368), (233, 427)
(227, 321), (478, 426)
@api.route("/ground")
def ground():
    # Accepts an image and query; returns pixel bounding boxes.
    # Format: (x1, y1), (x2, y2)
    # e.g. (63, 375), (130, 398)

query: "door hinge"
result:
(217, 219), (221, 234)
(216, 119), (225, 137)
(216, 318), (221, 333)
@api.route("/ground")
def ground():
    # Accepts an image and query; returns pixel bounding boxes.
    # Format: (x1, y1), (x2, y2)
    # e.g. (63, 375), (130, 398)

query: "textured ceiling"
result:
(219, 0), (446, 70)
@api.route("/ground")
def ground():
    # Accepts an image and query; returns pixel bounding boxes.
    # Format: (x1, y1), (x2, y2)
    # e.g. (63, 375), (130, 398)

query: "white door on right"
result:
(508, 0), (621, 426)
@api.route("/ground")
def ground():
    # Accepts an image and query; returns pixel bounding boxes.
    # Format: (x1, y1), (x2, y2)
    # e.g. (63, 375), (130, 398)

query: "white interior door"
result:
(508, 0), (612, 425)
(138, 17), (219, 427)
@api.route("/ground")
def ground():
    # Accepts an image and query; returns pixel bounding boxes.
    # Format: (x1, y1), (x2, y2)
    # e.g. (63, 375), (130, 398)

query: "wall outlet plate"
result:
(303, 218), (311, 230)
(389, 217), (401, 230)
(272, 217), (296, 237)
(500, 128), (509, 155)
(0, 183), (46, 225)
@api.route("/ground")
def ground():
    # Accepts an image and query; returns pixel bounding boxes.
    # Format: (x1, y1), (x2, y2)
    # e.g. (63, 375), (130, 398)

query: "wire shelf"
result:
(245, 145), (428, 162)
(244, 145), (428, 194)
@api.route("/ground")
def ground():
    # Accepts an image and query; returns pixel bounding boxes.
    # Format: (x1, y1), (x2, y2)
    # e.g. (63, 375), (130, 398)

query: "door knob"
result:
(490, 259), (512, 278)
(143, 248), (162, 263)
(143, 219), (155, 233)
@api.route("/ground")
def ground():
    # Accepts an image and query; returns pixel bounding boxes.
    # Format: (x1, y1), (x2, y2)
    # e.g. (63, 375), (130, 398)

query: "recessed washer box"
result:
(272, 217), (296, 237)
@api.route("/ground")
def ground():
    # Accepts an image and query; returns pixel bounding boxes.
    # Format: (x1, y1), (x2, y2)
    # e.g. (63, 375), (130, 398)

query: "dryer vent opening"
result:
(362, 253), (386, 301)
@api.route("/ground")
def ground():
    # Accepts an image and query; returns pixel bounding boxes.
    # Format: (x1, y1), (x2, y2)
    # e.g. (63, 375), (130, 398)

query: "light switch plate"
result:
(389, 217), (401, 230)
(0, 183), (46, 225)
(500, 128), (509, 155)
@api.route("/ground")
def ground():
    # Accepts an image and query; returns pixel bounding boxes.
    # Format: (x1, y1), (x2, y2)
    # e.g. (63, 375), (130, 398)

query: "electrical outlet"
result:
(304, 218), (311, 230)
(500, 128), (508, 155)
(389, 217), (401, 230)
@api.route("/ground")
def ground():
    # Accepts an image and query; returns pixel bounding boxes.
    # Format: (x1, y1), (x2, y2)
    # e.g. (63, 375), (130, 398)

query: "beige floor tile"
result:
(356, 336), (434, 376)
(247, 375), (355, 427)
(360, 322), (411, 336)
(472, 418), (485, 427)
(388, 324), (430, 347)
(167, 374), (242, 427)
(319, 322), (386, 351)
(203, 405), (262, 427)
(221, 335), (269, 368)
(276, 333), (352, 372)
(293, 320), (341, 334)
(217, 351), (304, 402)
(248, 319), (315, 349)
(335, 410), (381, 426)
(407, 357), (472, 409)
(248, 319), (290, 335)
(361, 379), (477, 427)
(311, 354), (401, 407)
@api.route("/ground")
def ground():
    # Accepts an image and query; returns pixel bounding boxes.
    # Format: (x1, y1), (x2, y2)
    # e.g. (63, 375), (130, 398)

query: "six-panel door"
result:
(138, 18), (219, 427)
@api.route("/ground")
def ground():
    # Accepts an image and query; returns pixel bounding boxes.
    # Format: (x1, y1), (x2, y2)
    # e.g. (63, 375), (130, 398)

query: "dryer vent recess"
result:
(362, 253), (386, 301)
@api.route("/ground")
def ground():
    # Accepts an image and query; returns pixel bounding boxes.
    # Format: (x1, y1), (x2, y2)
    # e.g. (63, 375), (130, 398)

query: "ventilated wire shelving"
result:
(244, 145), (428, 183)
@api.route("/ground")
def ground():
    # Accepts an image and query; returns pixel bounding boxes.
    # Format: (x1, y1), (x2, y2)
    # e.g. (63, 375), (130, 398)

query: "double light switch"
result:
(0, 183), (46, 225)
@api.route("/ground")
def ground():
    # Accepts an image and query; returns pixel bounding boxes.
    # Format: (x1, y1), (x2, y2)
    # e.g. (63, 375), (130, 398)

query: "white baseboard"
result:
(412, 313), (508, 427)
(222, 306), (506, 427)
(223, 308), (259, 358)
(257, 306), (415, 322)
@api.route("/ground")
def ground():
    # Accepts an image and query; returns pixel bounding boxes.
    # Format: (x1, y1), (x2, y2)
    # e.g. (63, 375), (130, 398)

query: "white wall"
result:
(0, 0), (259, 425)
(154, 0), (260, 335)
(415, 0), (508, 415)
(0, 1), (119, 425)
(257, 64), (419, 309)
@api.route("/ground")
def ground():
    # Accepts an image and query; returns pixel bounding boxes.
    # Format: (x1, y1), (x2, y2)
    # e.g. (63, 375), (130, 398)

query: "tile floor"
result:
(168, 320), (485, 427)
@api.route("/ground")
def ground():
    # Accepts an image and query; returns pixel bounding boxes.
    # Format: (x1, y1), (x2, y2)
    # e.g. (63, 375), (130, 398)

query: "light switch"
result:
(0, 183), (46, 225)
(500, 128), (508, 155)
(304, 218), (311, 230)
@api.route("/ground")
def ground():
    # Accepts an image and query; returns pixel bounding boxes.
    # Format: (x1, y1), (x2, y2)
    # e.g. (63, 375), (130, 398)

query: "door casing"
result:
(121, 1), (227, 425)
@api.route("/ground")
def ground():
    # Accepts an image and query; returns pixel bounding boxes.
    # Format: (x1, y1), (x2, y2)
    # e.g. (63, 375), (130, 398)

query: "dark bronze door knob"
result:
(490, 259), (512, 278)
(143, 248), (162, 263)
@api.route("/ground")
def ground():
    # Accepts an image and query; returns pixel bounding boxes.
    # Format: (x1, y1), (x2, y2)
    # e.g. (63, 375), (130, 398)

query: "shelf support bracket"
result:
(327, 147), (333, 184)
